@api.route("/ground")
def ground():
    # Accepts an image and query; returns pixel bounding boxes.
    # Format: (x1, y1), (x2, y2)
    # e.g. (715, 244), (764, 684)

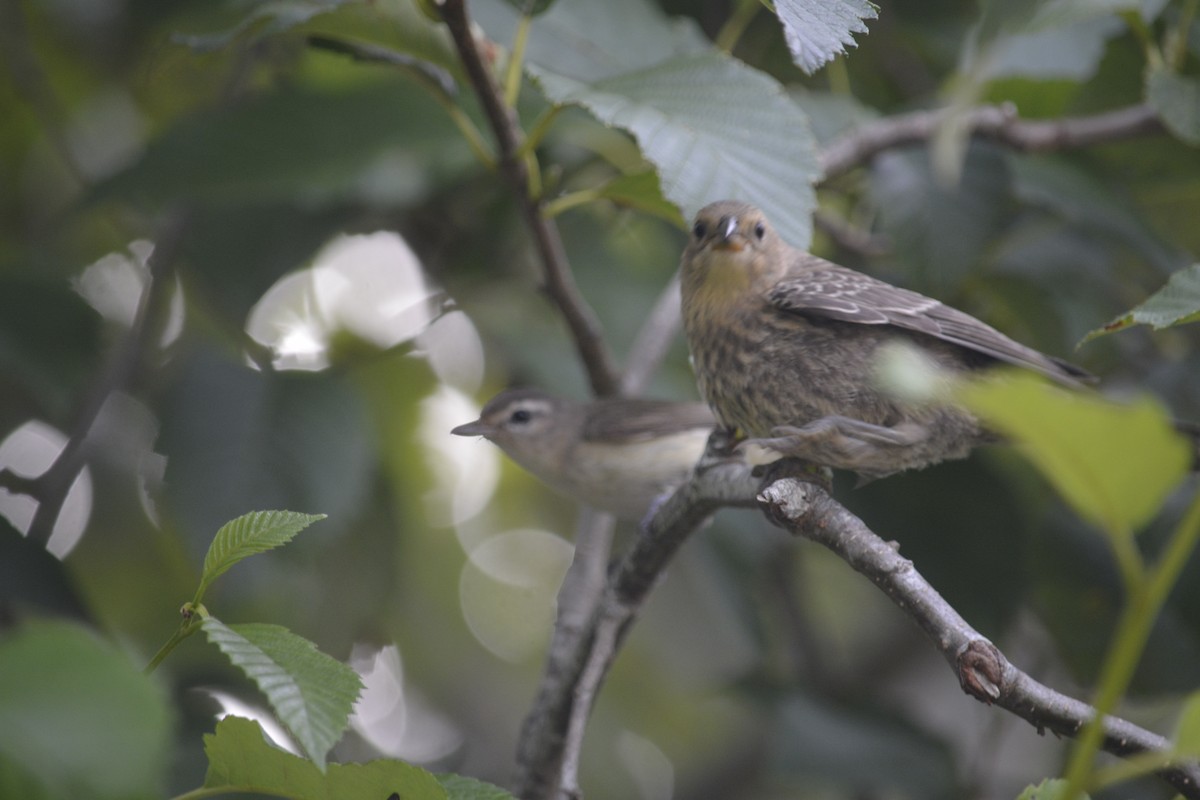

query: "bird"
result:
(679, 199), (1094, 479)
(450, 388), (716, 520)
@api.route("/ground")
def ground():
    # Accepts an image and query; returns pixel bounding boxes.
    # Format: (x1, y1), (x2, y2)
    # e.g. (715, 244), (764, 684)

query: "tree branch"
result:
(515, 508), (614, 798)
(306, 35), (457, 97)
(517, 456), (1200, 799)
(819, 102), (1165, 182)
(20, 210), (190, 549)
(619, 270), (683, 396)
(512, 447), (760, 799)
(757, 469), (1200, 800)
(438, 0), (621, 396)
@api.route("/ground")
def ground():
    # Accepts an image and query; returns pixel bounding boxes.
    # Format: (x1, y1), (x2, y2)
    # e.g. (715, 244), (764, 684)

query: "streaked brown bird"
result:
(450, 388), (715, 520)
(680, 200), (1094, 479)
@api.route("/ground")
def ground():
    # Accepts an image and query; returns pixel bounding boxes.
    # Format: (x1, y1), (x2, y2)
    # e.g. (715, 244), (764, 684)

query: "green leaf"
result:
(198, 510), (325, 601)
(533, 52), (819, 247)
(0, 621), (172, 800)
(1146, 68), (1200, 146)
(594, 170), (686, 226)
(0, 756), (54, 800)
(1026, 0), (1156, 29)
(1017, 778), (1085, 799)
(789, 89), (880, 145)
(500, 0), (556, 15)
(472, 0), (708, 82)
(92, 82), (471, 209)
(1174, 691), (1200, 755)
(201, 618), (361, 769)
(173, 0), (351, 52)
(774, 0), (878, 75)
(959, 371), (1191, 536)
(297, 0), (463, 77)
(203, 715), (446, 798)
(1083, 263), (1200, 342)
(437, 773), (519, 799)
(172, 0), (461, 78)
(980, 17), (1122, 82)
(963, 0), (1127, 85)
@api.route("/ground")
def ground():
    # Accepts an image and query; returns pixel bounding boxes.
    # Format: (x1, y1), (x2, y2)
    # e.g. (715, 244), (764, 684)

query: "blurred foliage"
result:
(1, 0), (1200, 798)
(202, 715), (507, 799)
(0, 621), (171, 800)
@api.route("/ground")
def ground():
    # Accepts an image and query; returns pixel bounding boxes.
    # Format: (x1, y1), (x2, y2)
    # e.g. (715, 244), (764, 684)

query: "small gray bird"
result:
(680, 200), (1094, 479)
(451, 389), (715, 520)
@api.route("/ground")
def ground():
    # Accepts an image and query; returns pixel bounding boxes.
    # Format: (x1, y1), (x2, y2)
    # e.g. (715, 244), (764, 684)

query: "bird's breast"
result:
(684, 297), (933, 437)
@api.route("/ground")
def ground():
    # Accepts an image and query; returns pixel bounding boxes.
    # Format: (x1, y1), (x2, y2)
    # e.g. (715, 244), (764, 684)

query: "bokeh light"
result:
(459, 529), (574, 663)
(0, 421), (93, 558)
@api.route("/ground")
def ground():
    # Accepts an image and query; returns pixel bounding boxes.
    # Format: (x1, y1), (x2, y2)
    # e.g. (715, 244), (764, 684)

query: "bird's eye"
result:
(753, 221), (766, 240)
(692, 221), (707, 239)
(509, 409), (532, 424)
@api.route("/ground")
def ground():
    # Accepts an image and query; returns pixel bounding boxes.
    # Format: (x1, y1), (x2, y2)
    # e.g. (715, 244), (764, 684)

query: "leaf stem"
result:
(519, 105), (563, 158)
(715, 0), (762, 52)
(826, 55), (851, 95)
(1167, 0), (1198, 70)
(144, 606), (205, 675)
(1061, 491), (1200, 798)
(1121, 10), (1163, 69)
(542, 187), (604, 218)
(1111, 524), (1144, 594)
(444, 104), (497, 170)
(505, 13), (532, 107)
(1090, 747), (1185, 791)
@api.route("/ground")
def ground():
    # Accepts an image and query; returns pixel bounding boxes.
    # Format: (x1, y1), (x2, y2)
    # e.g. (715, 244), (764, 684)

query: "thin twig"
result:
(306, 35), (458, 97)
(439, 0), (621, 396)
(619, 270), (683, 396)
(820, 102), (1164, 182)
(23, 210), (190, 548)
(305, 35), (496, 169)
(512, 447), (760, 799)
(757, 471), (1200, 799)
(515, 508), (614, 798)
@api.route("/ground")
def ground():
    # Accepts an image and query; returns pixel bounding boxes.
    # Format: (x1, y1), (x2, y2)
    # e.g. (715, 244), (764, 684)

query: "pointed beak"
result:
(720, 215), (738, 240)
(714, 215), (743, 251)
(451, 420), (492, 437)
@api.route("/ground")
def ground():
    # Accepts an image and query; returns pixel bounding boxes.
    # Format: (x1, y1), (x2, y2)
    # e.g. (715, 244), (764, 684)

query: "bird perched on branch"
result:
(451, 388), (715, 520)
(680, 200), (1094, 479)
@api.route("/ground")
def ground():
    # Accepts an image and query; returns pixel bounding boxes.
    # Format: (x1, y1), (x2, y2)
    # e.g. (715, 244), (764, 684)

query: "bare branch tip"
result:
(956, 639), (1005, 704)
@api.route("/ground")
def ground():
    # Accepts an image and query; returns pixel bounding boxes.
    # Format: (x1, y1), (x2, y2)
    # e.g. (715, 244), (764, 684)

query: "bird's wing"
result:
(768, 261), (1093, 386)
(582, 399), (716, 443)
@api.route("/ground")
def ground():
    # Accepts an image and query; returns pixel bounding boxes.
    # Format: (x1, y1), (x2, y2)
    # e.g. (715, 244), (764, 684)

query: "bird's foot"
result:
(696, 425), (744, 472)
(752, 457), (833, 494)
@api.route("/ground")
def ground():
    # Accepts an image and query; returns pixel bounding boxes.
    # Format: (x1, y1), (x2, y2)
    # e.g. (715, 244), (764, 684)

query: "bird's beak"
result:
(451, 420), (493, 437)
(713, 215), (743, 252)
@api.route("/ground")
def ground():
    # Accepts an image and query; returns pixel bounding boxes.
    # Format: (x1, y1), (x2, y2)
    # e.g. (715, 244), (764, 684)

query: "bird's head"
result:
(681, 201), (784, 312)
(451, 388), (582, 474)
